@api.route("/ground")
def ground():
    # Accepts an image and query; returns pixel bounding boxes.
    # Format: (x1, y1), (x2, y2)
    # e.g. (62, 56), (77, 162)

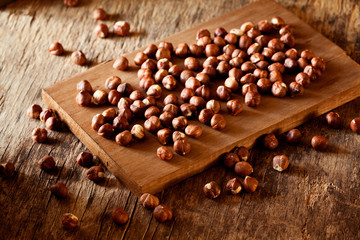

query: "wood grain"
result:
(1, 0), (360, 239)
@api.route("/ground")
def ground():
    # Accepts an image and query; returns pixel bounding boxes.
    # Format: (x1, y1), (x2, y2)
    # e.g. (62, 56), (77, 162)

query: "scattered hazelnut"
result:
(169, 65), (184, 78)
(304, 65), (320, 81)
(216, 61), (231, 76)
(93, 90), (108, 105)
(203, 181), (221, 199)
(225, 178), (242, 195)
(180, 103), (197, 119)
(263, 133), (279, 150)
(311, 57), (326, 72)
(49, 42), (64, 56)
(61, 213), (78, 231)
(144, 106), (160, 119)
(269, 70), (283, 83)
(112, 116), (129, 131)
(27, 104), (42, 119)
(0, 162), (15, 177)
(180, 70), (196, 85)
(271, 16), (285, 29)
(245, 91), (261, 107)
(105, 76), (121, 90)
(271, 81), (287, 97)
(257, 78), (272, 93)
(188, 44), (204, 57)
(115, 130), (132, 146)
(108, 90), (121, 105)
(185, 124), (203, 138)
(247, 27), (261, 39)
(196, 29), (210, 40)
(297, 57), (309, 70)
(139, 193), (160, 209)
(206, 100), (220, 114)
(129, 90), (145, 101)
(286, 129), (302, 144)
(93, 8), (106, 20)
(143, 44), (158, 58)
(185, 77), (201, 91)
(284, 58), (298, 72)
(280, 33), (295, 47)
(50, 182), (68, 198)
(174, 140), (191, 156)
(86, 166), (105, 182)
(189, 96), (206, 110)
(273, 155), (289, 172)
(172, 116), (188, 131)
(195, 85), (211, 100)
(205, 44), (220, 57)
(239, 35), (253, 50)
(143, 96), (156, 107)
(224, 33), (238, 45)
(197, 36), (212, 47)
(311, 136), (329, 151)
(159, 42), (174, 53)
(114, 21), (130, 36)
(172, 131), (188, 142)
(184, 57), (200, 71)
(113, 56), (129, 70)
(118, 107), (133, 122)
(94, 23), (109, 38)
(98, 123), (114, 139)
(279, 25), (293, 35)
(40, 108), (55, 122)
(241, 61), (256, 73)
(144, 116), (161, 133)
(131, 124), (145, 141)
(130, 100), (146, 117)
(202, 66), (217, 79)
(350, 118), (360, 134)
(213, 36), (226, 48)
(134, 52), (148, 66)
(175, 43), (189, 58)
(210, 114), (226, 130)
(141, 59), (157, 72)
(216, 85), (231, 101)
(32, 128), (48, 143)
(214, 27), (228, 38)
(76, 152), (93, 168)
(203, 56), (218, 68)
(153, 205), (173, 223)
(156, 48), (171, 60)
(198, 108), (214, 125)
(159, 111), (174, 128)
(255, 35), (270, 47)
(300, 49), (315, 60)
(138, 68), (153, 80)
(226, 99), (243, 116)
(247, 43), (261, 55)
(77, 80), (92, 93)
(196, 72), (210, 85)
(38, 155), (56, 171)
(295, 72), (310, 88)
(289, 81), (304, 98)
(253, 68), (269, 79)
(285, 48), (298, 59)
(157, 146), (173, 161)
(139, 76), (155, 90)
(224, 77), (239, 92)
(234, 146), (249, 161)
(91, 114), (105, 131)
(223, 152), (239, 168)
(240, 21), (255, 33)
(76, 90), (92, 107)
(117, 83), (133, 97)
(162, 75), (177, 90)
(112, 207), (129, 225)
(157, 128), (172, 145)
(163, 104), (179, 116)
(71, 50), (86, 65)
(243, 176), (258, 192)
(258, 20), (272, 33)
(234, 161), (253, 177)
(45, 116), (61, 131)
(155, 69), (169, 83)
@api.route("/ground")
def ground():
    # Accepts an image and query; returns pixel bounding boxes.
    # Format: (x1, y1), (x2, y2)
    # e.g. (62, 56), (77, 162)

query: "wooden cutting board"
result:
(42, 0), (360, 196)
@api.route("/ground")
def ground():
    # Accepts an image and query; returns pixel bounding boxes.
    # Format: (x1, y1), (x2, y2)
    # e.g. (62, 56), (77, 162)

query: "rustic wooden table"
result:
(1, 0), (359, 239)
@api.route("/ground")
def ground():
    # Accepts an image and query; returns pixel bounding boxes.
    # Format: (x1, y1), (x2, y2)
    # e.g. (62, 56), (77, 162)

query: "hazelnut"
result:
(206, 100), (220, 114)
(172, 116), (188, 131)
(172, 131), (188, 142)
(239, 35), (253, 50)
(159, 112), (174, 128)
(213, 36), (226, 48)
(267, 38), (284, 52)
(118, 107), (133, 122)
(117, 83), (133, 97)
(271, 16), (285, 29)
(168, 65), (183, 79)
(76, 152), (93, 168)
(224, 33), (238, 45)
(197, 36), (212, 47)
(157, 146), (173, 161)
(234, 146), (249, 161)
(71, 50), (86, 65)
(0, 162), (15, 177)
(205, 44), (220, 57)
(241, 61), (256, 73)
(76, 90), (92, 107)
(98, 123), (114, 139)
(234, 161), (253, 177)
(113, 116), (129, 131)
(141, 59), (157, 72)
(297, 57), (309, 70)
(129, 90), (145, 101)
(243, 176), (258, 192)
(113, 56), (129, 71)
(271, 51), (285, 62)
(350, 118), (360, 134)
(196, 29), (210, 40)
(245, 91), (261, 107)
(247, 27), (261, 39)
(242, 83), (258, 96)
(216, 85), (231, 101)
(93, 8), (106, 20)
(157, 128), (172, 145)
(63, 0), (78, 7)
(144, 106), (160, 119)
(77, 80), (92, 93)
(247, 43), (261, 56)
(27, 104), (42, 119)
(273, 155), (289, 172)
(180, 70), (196, 85)
(284, 58), (298, 72)
(139, 77), (155, 90)
(268, 62), (285, 73)
(224, 77), (239, 92)
(175, 43), (189, 58)
(130, 100), (146, 117)
(229, 57), (243, 68)
(258, 20), (272, 33)
(155, 69), (169, 83)
(134, 52), (148, 66)
(203, 56), (218, 68)
(195, 85), (211, 100)
(163, 104), (179, 116)
(214, 27), (228, 38)
(32, 128), (48, 143)
(216, 61), (231, 76)
(289, 82), (304, 97)
(280, 33), (295, 47)
(45, 116), (61, 131)
(202, 66), (217, 79)
(61, 213), (78, 231)
(228, 68), (243, 81)
(94, 23), (109, 38)
(196, 109), (213, 126)
(203, 181), (221, 199)
(253, 69), (269, 79)
(111, 207), (129, 225)
(138, 68), (153, 80)
(184, 57), (200, 71)
(144, 44), (158, 58)
(263, 133), (279, 150)
(185, 124), (203, 138)
(102, 108), (117, 122)
(269, 70), (283, 83)
(156, 48), (171, 60)
(300, 49), (315, 60)
(153, 205), (173, 223)
(91, 114), (105, 131)
(173, 140), (191, 156)
(285, 48), (298, 59)
(211, 114), (226, 130)
(114, 21), (130, 36)
(131, 124), (145, 140)
(144, 116), (161, 133)
(139, 193), (160, 209)
(159, 42), (174, 53)
(188, 44), (204, 57)
(257, 78), (272, 93)
(227, 99), (243, 116)
(108, 90), (121, 105)
(240, 21), (255, 33)
(93, 90), (108, 105)
(162, 75), (177, 90)
(229, 28), (243, 36)
(86, 166), (105, 182)
(180, 103), (197, 119)
(251, 53), (265, 64)
(255, 35), (270, 47)
(304, 65), (321, 81)
(143, 96), (156, 107)
(185, 77), (201, 91)
(311, 136), (329, 151)
(49, 42), (64, 56)
(196, 72), (210, 85)
(271, 81), (287, 97)
(38, 155), (56, 171)
(226, 178), (242, 195)
(311, 57), (326, 72)
(50, 182), (68, 198)
(217, 53), (233, 63)
(115, 130), (132, 146)
(189, 96), (206, 110)
(286, 129), (302, 144)
(223, 152), (239, 168)
(279, 24), (293, 35)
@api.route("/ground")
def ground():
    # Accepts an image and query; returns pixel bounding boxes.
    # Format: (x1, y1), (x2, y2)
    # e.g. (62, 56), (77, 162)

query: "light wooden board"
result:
(42, 0), (360, 196)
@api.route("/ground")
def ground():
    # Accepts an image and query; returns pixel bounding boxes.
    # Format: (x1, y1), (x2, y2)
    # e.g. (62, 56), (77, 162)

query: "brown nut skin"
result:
(27, 104), (42, 119)
(180, 70), (196, 85)
(243, 176), (258, 193)
(180, 103), (197, 119)
(38, 155), (56, 171)
(76, 90), (92, 107)
(297, 57), (309, 70)
(71, 50), (86, 65)
(153, 205), (173, 223)
(267, 38), (284, 52)
(113, 57), (129, 71)
(76, 152), (94, 168)
(159, 41), (174, 53)
(247, 27), (261, 39)
(216, 86), (231, 101)
(247, 43), (261, 56)
(268, 62), (285, 74)
(131, 124), (145, 141)
(129, 90), (145, 101)
(172, 116), (188, 131)
(98, 123), (114, 139)
(184, 57), (200, 71)
(199, 108), (214, 125)
(173, 140), (191, 156)
(196, 72), (211, 85)
(94, 23), (109, 38)
(216, 61), (231, 76)
(157, 128), (172, 145)
(240, 73), (256, 85)
(157, 146), (173, 161)
(63, 0), (78, 6)
(159, 112), (174, 128)
(185, 77), (201, 91)
(203, 181), (221, 199)
(105, 76), (122, 90)
(32, 128), (48, 143)
(45, 117), (61, 131)
(239, 35), (253, 50)
(255, 35), (270, 47)
(234, 161), (253, 177)
(144, 44), (158, 58)
(115, 130), (132, 146)
(77, 80), (93, 93)
(50, 182), (68, 198)
(155, 69), (169, 83)
(257, 78), (272, 93)
(93, 90), (108, 105)
(301, 49), (315, 60)
(284, 58), (298, 72)
(141, 59), (157, 72)
(229, 68), (243, 81)
(273, 155), (289, 172)
(117, 83), (133, 97)
(130, 100), (146, 117)
(263, 133), (279, 150)
(234, 146), (249, 161)
(112, 115), (129, 130)
(280, 33), (295, 47)
(197, 36), (212, 47)
(118, 107), (133, 122)
(91, 114), (105, 131)
(295, 72), (311, 88)
(156, 48), (171, 60)
(188, 44), (204, 57)
(311, 57), (326, 72)
(350, 118), (360, 134)
(202, 66), (217, 79)
(49, 42), (64, 56)
(224, 77), (239, 92)
(203, 56), (219, 68)
(206, 100), (220, 114)
(175, 43), (189, 58)
(108, 90), (121, 105)
(205, 44), (220, 57)
(215, 27), (228, 38)
(195, 85), (211, 101)
(225, 178), (242, 195)
(138, 68), (153, 80)
(210, 114), (226, 130)
(61, 213), (78, 231)
(241, 61), (256, 73)
(93, 8), (107, 20)
(269, 70), (283, 83)
(169, 65), (184, 78)
(185, 124), (203, 138)
(286, 129), (302, 144)
(139, 76), (155, 91)
(223, 152), (240, 168)
(134, 52), (148, 66)
(245, 91), (261, 107)
(86, 166), (105, 182)
(40, 109), (55, 122)
(112, 207), (129, 225)
(114, 21), (130, 36)
(172, 131), (188, 142)
(196, 28), (211, 40)
(0, 162), (15, 177)
(271, 81), (288, 97)
(189, 96), (206, 110)
(144, 106), (161, 119)
(144, 116), (161, 133)
(214, 37), (226, 48)
(162, 75), (177, 91)
(258, 20), (273, 33)
(311, 136), (329, 151)
(227, 99), (243, 116)
(289, 82), (304, 98)
(304, 65), (321, 81)
(139, 193), (160, 209)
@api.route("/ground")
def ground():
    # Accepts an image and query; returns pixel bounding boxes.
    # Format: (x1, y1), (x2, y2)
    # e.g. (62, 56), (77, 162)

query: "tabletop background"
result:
(1, 0), (360, 239)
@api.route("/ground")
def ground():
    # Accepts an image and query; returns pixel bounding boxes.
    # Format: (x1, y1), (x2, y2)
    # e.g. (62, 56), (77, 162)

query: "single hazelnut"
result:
(71, 50), (86, 65)
(117, 83), (133, 97)
(113, 56), (129, 71)
(257, 78), (272, 93)
(112, 115), (129, 131)
(0, 162), (15, 177)
(216, 85), (231, 101)
(153, 205), (173, 223)
(139, 76), (155, 90)
(144, 44), (158, 58)
(284, 58), (298, 72)
(131, 124), (145, 140)
(223, 152), (239, 168)
(175, 43), (189, 58)
(184, 57), (200, 71)
(27, 104), (42, 119)
(91, 114), (105, 131)
(49, 42), (64, 56)
(196, 72), (210, 85)
(297, 57), (309, 70)
(50, 182), (68, 198)
(102, 108), (117, 122)
(138, 68), (153, 79)
(213, 36), (226, 48)
(173, 140), (191, 156)
(185, 77), (201, 91)
(180, 103), (197, 119)
(134, 52), (148, 66)
(94, 23), (109, 38)
(226, 178), (242, 195)
(245, 91), (261, 107)
(202, 66), (217, 79)
(206, 100), (220, 114)
(273, 155), (289, 172)
(255, 35), (270, 47)
(268, 62), (285, 73)
(289, 82), (304, 97)
(77, 80), (93, 93)
(285, 48), (298, 59)
(197, 36), (212, 47)
(172, 116), (188, 131)
(141, 59), (157, 72)
(168, 65), (183, 79)
(311, 57), (326, 72)
(211, 114), (226, 130)
(242, 83), (258, 96)
(300, 49), (315, 60)
(247, 43), (261, 56)
(271, 51), (285, 62)
(159, 112), (175, 128)
(241, 61), (256, 73)
(157, 146), (173, 161)
(234, 161), (253, 177)
(130, 100), (146, 117)
(108, 90), (121, 105)
(143, 96), (156, 107)
(111, 207), (129, 225)
(163, 104), (179, 116)
(76, 152), (93, 168)
(224, 77), (239, 92)
(216, 61), (231, 76)
(185, 124), (203, 138)
(162, 75), (177, 90)
(189, 96), (206, 110)
(224, 33), (238, 45)
(156, 48), (171, 60)
(198, 108), (214, 125)
(61, 213), (78, 231)
(214, 27), (228, 38)
(350, 118), (360, 134)
(203, 56), (219, 68)
(93, 8), (106, 20)
(269, 70), (283, 83)
(114, 21), (130, 36)
(257, 20), (272, 33)
(188, 44), (204, 57)
(115, 130), (132, 146)
(286, 129), (302, 144)
(279, 24), (293, 35)
(227, 99), (243, 116)
(93, 90), (108, 105)
(32, 128), (48, 143)
(155, 69), (169, 83)
(63, 0), (78, 7)
(172, 131), (188, 142)
(263, 133), (279, 150)
(195, 85), (211, 100)
(239, 35), (253, 50)
(234, 146), (249, 161)
(271, 16), (285, 29)
(247, 27), (261, 39)
(243, 176), (258, 192)
(144, 116), (161, 133)
(267, 38), (284, 52)
(251, 53), (265, 64)
(139, 193), (160, 209)
(98, 123), (114, 139)
(280, 33), (295, 47)
(76, 90), (92, 107)
(144, 106), (160, 119)
(304, 65), (321, 81)
(45, 116), (61, 131)
(229, 57), (243, 69)
(228, 68), (243, 81)
(86, 166), (105, 182)
(271, 81), (287, 97)
(240, 21), (255, 33)
(159, 42), (174, 53)
(157, 128), (172, 145)
(196, 29), (211, 40)
(38, 155), (56, 171)
(203, 181), (221, 199)
(311, 136), (329, 151)
(253, 69), (269, 79)
(205, 44), (220, 57)
(180, 70), (196, 85)
(129, 90), (145, 101)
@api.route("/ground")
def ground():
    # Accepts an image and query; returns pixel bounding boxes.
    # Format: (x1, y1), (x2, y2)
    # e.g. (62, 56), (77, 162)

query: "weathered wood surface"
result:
(1, 0), (360, 239)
